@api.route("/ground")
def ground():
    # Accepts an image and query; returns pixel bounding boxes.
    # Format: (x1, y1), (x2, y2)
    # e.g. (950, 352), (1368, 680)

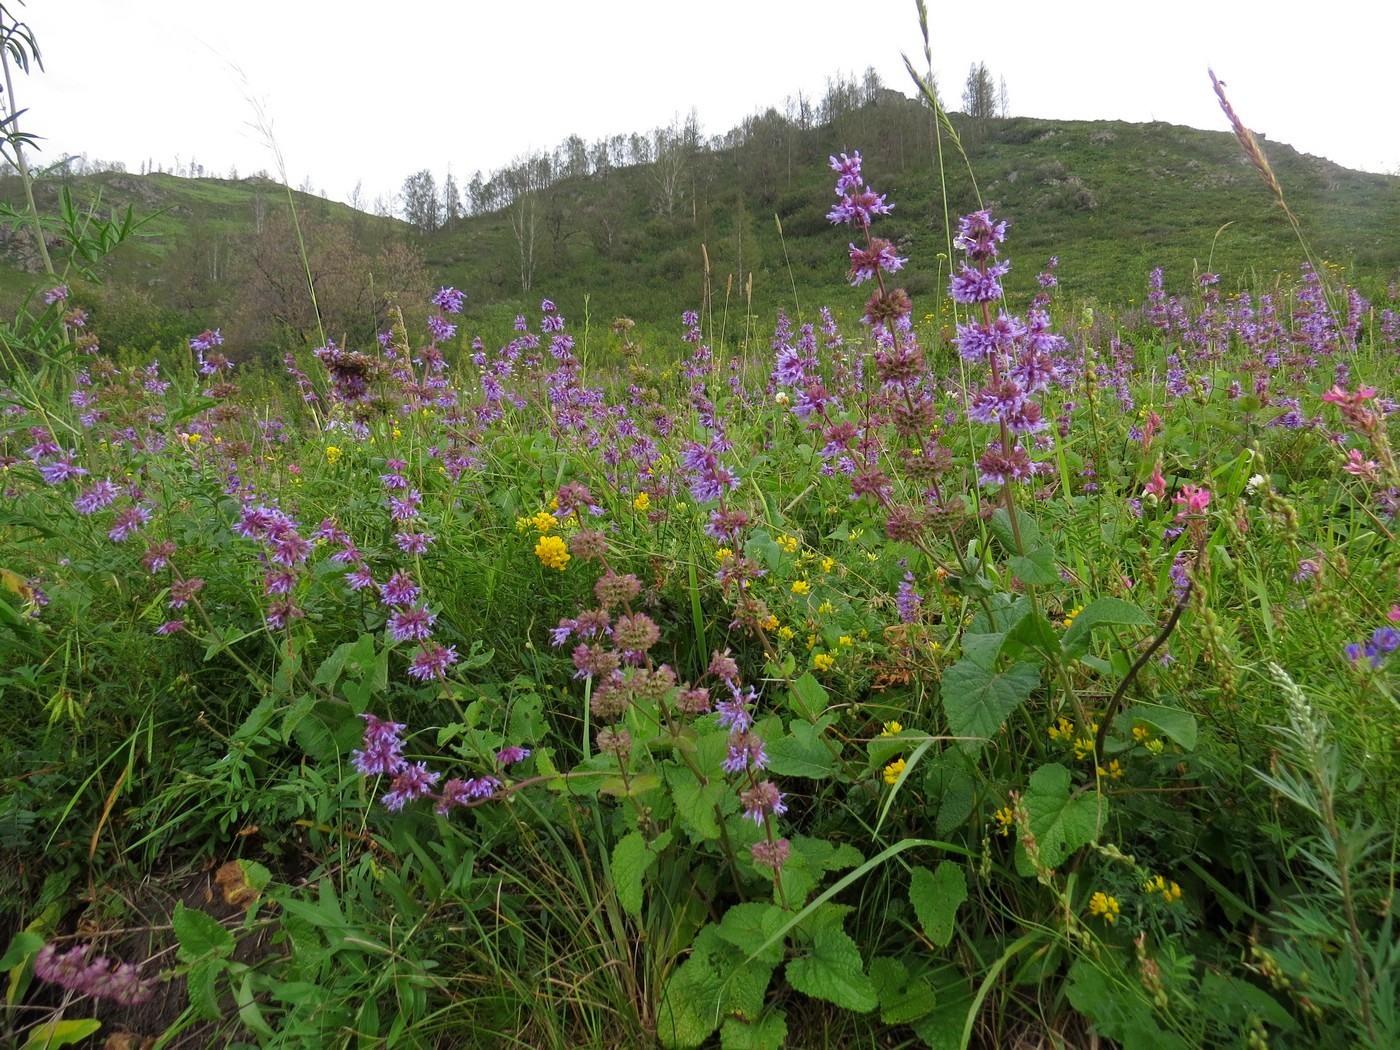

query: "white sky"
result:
(13, 0), (1399, 211)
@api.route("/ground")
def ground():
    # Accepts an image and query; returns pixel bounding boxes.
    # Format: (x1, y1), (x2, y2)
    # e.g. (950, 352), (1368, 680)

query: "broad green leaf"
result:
(911, 972), (974, 1050)
(172, 902), (234, 961)
(22, 1019), (102, 1049)
(0, 931), (43, 971)
(909, 862), (968, 947)
(667, 765), (726, 842)
(611, 829), (672, 917)
(785, 926), (878, 1013)
(714, 902), (786, 964)
(1061, 597), (1155, 661)
(657, 927), (773, 1049)
(764, 718), (838, 779)
(312, 634), (376, 687)
(869, 957), (938, 1025)
(1122, 703), (1198, 750)
(787, 672), (829, 719)
(187, 958), (222, 1020)
(1008, 545), (1059, 586)
(959, 630), (1005, 670)
(991, 507), (1042, 550)
(940, 659), (1041, 752)
(1065, 959), (1190, 1050)
(720, 1010), (787, 1050)
(1016, 763), (1101, 875)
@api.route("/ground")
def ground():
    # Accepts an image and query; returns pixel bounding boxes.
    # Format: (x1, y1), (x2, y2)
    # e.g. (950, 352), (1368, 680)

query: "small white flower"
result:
(774, 391), (790, 406)
(1246, 473), (1268, 495)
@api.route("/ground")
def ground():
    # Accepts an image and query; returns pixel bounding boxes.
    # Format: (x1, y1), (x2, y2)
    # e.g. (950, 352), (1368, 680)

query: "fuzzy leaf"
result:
(909, 862), (968, 947)
(1016, 763), (1101, 875)
(611, 829), (672, 917)
(667, 765), (726, 842)
(720, 1010), (787, 1050)
(1008, 545), (1059, 585)
(940, 659), (1041, 752)
(764, 718), (838, 779)
(172, 902), (233, 961)
(785, 926), (878, 1013)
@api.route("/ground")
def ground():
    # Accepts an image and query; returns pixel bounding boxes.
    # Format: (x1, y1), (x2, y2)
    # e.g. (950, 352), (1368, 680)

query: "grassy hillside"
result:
(2, 99), (1396, 356)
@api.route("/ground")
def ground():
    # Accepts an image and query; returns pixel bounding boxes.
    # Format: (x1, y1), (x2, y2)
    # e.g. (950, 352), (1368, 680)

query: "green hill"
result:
(2, 96), (1396, 359)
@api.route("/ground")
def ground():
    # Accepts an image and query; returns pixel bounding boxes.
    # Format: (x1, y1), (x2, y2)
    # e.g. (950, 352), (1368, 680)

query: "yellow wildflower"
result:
(1073, 737), (1096, 761)
(776, 534), (798, 554)
(777, 626), (795, 641)
(1096, 759), (1125, 779)
(821, 556), (835, 573)
(392, 427), (402, 439)
(1132, 724), (1152, 744)
(880, 721), (903, 737)
(530, 511), (559, 534)
(716, 547), (733, 562)
(817, 600), (834, 615)
(1048, 717), (1075, 742)
(993, 805), (1015, 836)
(882, 758), (906, 785)
(1088, 892), (1120, 924)
(1061, 604), (1084, 629)
(838, 635), (852, 647)
(324, 445), (342, 464)
(813, 652), (835, 672)
(632, 492), (651, 511)
(1143, 875), (1183, 903)
(534, 534), (570, 571)
(759, 614), (779, 631)
(791, 580), (810, 595)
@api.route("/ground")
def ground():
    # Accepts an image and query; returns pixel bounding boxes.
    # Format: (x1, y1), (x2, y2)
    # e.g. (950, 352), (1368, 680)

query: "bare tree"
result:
(961, 62), (998, 120)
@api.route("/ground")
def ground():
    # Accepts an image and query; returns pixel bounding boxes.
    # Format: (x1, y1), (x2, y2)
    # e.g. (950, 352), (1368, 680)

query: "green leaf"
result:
(870, 957), (939, 1025)
(785, 926), (878, 1012)
(1061, 597), (1155, 661)
(0, 931), (43, 971)
(187, 958), (223, 1020)
(911, 973), (974, 1050)
(764, 718), (838, 779)
(172, 902), (234, 961)
(1122, 703), (1198, 751)
(787, 672), (829, 719)
(611, 829), (672, 917)
(666, 765), (727, 842)
(22, 1019), (103, 1049)
(1016, 763), (1102, 875)
(657, 927), (774, 1049)
(909, 862), (968, 947)
(311, 634), (376, 687)
(940, 659), (1041, 752)
(714, 902), (787, 964)
(959, 630), (1006, 670)
(1008, 545), (1059, 586)
(991, 507), (1042, 550)
(720, 1010), (787, 1050)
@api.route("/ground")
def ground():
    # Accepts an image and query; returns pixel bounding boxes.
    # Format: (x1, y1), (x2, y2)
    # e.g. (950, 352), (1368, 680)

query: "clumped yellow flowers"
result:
(534, 535), (570, 571)
(632, 492), (650, 511)
(1048, 717), (1075, 742)
(880, 721), (903, 737)
(1096, 759), (1125, 779)
(518, 510), (560, 535)
(791, 580), (810, 595)
(324, 445), (342, 464)
(813, 652), (835, 672)
(882, 758), (906, 785)
(759, 614), (779, 631)
(776, 535), (799, 554)
(993, 805), (1015, 836)
(1061, 604), (1084, 629)
(1142, 875), (1183, 902)
(1088, 891), (1120, 924)
(716, 547), (733, 562)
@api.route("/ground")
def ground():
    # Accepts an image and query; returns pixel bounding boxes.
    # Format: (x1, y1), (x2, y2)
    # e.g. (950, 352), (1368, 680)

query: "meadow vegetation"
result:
(1, 11), (1399, 1050)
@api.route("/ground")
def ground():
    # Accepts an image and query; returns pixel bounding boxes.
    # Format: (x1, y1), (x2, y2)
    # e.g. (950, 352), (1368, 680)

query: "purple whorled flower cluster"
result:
(352, 712), (529, 814)
(827, 151), (910, 329)
(34, 942), (156, 1005)
(234, 501), (311, 630)
(949, 210), (1066, 487)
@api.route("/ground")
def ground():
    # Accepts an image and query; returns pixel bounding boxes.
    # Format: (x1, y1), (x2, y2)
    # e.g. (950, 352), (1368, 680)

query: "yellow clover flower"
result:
(882, 758), (906, 785)
(534, 534), (570, 571)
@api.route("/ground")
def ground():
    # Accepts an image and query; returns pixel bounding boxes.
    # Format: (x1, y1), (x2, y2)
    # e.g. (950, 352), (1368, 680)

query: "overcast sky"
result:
(12, 0), (1398, 211)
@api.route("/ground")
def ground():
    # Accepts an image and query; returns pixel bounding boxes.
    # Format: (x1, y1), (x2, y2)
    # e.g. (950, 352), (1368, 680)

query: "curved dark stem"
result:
(1093, 548), (1201, 760)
